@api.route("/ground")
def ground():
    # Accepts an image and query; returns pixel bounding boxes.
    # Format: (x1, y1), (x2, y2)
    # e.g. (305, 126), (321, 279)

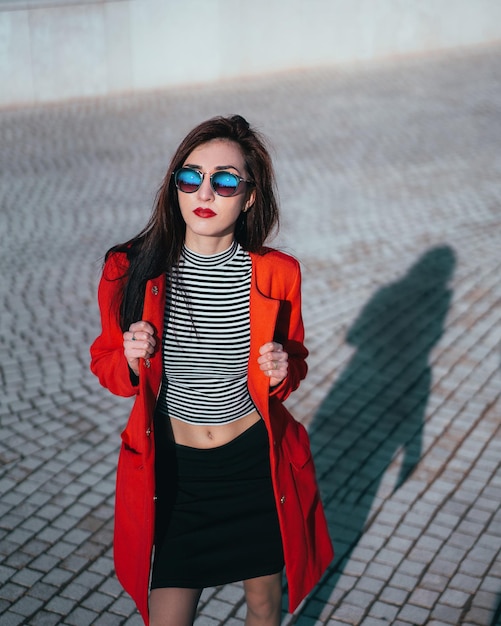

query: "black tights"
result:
(149, 572), (282, 626)
(149, 587), (202, 626)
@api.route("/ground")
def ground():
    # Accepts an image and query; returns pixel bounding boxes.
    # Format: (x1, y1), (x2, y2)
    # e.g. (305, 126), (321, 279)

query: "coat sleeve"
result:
(269, 257), (308, 403)
(90, 253), (139, 398)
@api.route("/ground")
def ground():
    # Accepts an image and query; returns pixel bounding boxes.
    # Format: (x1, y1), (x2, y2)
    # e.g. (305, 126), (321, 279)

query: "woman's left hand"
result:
(258, 342), (288, 387)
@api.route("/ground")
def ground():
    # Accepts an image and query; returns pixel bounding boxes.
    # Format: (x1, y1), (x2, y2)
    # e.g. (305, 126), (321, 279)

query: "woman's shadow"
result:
(491, 592), (501, 625)
(289, 245), (456, 623)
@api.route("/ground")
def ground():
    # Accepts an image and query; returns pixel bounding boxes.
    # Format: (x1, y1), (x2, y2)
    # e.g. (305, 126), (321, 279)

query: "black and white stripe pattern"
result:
(156, 241), (256, 425)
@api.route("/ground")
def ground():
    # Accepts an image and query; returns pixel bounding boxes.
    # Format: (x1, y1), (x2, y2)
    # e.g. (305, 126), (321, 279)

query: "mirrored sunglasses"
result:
(173, 167), (254, 197)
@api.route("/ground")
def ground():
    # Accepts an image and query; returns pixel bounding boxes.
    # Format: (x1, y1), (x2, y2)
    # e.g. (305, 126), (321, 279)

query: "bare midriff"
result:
(169, 409), (262, 449)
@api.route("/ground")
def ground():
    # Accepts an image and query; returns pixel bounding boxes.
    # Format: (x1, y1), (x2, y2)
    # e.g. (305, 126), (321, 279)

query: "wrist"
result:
(127, 359), (139, 377)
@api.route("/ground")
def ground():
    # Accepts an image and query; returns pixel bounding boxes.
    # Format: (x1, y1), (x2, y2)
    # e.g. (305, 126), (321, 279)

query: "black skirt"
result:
(151, 418), (284, 589)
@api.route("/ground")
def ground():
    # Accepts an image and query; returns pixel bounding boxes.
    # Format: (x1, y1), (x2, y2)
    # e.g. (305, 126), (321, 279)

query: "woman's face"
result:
(177, 139), (255, 254)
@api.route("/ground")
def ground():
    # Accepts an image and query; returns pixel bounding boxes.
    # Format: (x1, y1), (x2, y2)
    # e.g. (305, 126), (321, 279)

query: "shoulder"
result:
(102, 250), (130, 281)
(249, 247), (302, 299)
(250, 247), (301, 273)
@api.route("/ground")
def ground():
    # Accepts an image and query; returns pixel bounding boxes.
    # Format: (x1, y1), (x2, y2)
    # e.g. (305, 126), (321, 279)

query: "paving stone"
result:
(330, 603), (366, 624)
(94, 613), (127, 626)
(80, 590), (113, 614)
(369, 601), (400, 621)
(389, 572), (420, 594)
(194, 617), (221, 626)
(464, 604), (498, 625)
(9, 594), (45, 618)
(355, 577), (386, 596)
(397, 603), (431, 624)
(27, 581), (59, 603)
(29, 554), (61, 573)
(427, 558), (459, 578)
(123, 614), (144, 626)
(47, 540), (76, 560)
(28, 611), (62, 626)
(108, 595), (137, 617)
(379, 586), (409, 607)
(11, 567), (44, 587)
(215, 584), (245, 606)
(430, 603), (463, 624)
(65, 606), (100, 626)
(0, 612), (26, 626)
(44, 595), (77, 616)
(60, 553), (89, 574)
(0, 564), (18, 584)
(60, 581), (89, 603)
(99, 577), (125, 599)
(0, 582), (26, 603)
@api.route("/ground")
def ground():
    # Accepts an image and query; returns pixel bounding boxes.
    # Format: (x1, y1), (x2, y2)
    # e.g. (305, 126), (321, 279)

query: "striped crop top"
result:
(156, 241), (257, 425)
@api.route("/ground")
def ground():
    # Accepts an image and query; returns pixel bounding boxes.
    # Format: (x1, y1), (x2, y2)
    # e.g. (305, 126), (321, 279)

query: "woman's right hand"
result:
(123, 321), (156, 376)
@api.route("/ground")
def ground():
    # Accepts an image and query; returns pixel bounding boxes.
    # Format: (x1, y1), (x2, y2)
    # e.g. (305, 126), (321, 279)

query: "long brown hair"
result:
(107, 115), (279, 331)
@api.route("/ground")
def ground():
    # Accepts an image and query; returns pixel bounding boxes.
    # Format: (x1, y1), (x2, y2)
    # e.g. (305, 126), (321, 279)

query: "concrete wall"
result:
(2, 0), (501, 108)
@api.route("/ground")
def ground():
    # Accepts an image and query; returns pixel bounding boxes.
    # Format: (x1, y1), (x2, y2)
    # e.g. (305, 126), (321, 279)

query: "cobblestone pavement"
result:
(1, 43), (500, 626)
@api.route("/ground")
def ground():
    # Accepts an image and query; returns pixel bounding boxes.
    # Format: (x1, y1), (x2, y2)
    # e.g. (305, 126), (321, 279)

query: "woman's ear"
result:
(244, 188), (256, 212)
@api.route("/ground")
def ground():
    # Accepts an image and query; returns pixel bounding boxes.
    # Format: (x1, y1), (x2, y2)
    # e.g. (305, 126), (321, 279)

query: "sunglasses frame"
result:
(173, 167), (254, 197)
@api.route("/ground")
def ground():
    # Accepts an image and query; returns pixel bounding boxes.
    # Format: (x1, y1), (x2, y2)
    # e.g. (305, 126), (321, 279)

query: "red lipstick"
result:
(194, 208), (216, 218)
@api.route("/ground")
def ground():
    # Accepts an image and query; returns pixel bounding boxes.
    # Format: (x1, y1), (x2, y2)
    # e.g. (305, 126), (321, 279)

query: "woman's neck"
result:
(183, 233), (235, 256)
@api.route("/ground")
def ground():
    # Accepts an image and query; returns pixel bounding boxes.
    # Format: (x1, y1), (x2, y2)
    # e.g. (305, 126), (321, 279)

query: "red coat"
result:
(90, 248), (333, 625)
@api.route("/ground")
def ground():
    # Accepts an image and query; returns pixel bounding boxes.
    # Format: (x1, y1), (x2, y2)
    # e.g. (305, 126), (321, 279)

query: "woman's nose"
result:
(197, 173), (214, 200)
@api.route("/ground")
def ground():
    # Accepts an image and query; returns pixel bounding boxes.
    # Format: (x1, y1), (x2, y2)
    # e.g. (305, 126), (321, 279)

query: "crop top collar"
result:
(182, 240), (239, 268)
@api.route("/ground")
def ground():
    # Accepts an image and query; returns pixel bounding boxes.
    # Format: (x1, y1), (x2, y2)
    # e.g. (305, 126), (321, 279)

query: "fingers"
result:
(258, 342), (283, 356)
(123, 321), (156, 366)
(257, 342), (288, 384)
(128, 320), (156, 337)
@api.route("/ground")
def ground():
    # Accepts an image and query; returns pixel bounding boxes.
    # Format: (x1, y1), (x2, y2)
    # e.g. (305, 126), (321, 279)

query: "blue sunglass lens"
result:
(211, 172), (240, 196)
(176, 169), (202, 193)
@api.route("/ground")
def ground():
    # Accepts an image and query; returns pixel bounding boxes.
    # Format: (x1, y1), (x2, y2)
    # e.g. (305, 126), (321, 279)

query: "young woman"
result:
(90, 115), (333, 626)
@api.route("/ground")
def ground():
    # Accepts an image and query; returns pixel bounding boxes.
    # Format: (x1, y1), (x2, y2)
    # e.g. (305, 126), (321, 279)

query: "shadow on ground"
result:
(491, 592), (501, 626)
(288, 245), (456, 624)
